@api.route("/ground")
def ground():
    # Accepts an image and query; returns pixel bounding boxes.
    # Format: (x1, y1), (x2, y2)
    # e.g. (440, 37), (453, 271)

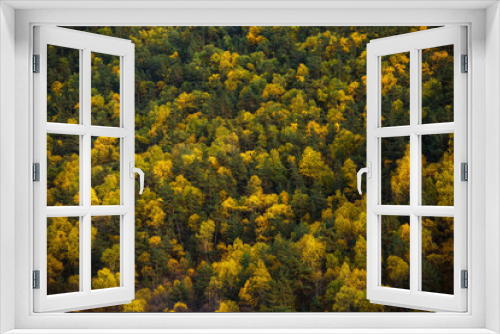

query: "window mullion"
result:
(90, 126), (129, 138)
(409, 47), (420, 295)
(45, 205), (129, 217)
(373, 123), (455, 138)
(82, 48), (92, 294)
(78, 48), (84, 293)
(45, 123), (129, 138)
(373, 125), (411, 137)
(46, 123), (87, 135)
(413, 122), (454, 135)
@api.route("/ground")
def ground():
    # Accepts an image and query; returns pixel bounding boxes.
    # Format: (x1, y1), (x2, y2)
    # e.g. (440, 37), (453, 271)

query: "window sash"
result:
(33, 26), (136, 313)
(366, 26), (468, 312)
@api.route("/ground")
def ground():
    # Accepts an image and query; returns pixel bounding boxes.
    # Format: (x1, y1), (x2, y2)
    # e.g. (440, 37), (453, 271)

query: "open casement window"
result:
(33, 26), (141, 312)
(363, 26), (467, 312)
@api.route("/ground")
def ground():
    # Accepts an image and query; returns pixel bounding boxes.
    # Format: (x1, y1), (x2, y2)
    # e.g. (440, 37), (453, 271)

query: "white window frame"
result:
(1, 1), (499, 333)
(33, 26), (136, 312)
(365, 26), (467, 312)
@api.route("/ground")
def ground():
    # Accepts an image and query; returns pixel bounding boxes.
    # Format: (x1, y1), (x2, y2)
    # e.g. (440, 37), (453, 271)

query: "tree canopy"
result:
(46, 26), (454, 312)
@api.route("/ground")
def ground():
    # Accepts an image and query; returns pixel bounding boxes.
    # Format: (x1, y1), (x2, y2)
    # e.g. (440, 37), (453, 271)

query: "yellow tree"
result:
(391, 144), (410, 204)
(238, 260), (272, 309)
(436, 145), (454, 206)
(122, 288), (152, 312)
(197, 219), (216, 255)
(46, 217), (80, 294)
(92, 268), (120, 289)
(216, 300), (240, 312)
(101, 244), (120, 274)
(296, 63), (309, 82)
(386, 255), (409, 289)
(297, 234), (326, 269)
(341, 158), (358, 195)
(333, 196), (366, 250)
(299, 147), (334, 185)
(297, 233), (326, 297)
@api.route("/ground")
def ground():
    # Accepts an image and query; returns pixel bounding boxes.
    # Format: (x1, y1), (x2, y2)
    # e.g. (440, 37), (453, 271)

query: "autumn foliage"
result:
(46, 26), (454, 312)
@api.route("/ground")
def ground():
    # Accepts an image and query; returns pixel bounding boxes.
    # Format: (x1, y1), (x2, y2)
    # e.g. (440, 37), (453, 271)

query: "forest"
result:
(45, 26), (454, 312)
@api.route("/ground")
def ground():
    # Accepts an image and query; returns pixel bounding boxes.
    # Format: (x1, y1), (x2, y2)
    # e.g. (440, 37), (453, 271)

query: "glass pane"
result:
(47, 134), (80, 206)
(47, 45), (80, 124)
(381, 215), (410, 290)
(91, 216), (121, 290)
(381, 136), (410, 205)
(91, 52), (121, 127)
(422, 217), (454, 294)
(422, 45), (454, 124)
(381, 52), (410, 127)
(47, 217), (80, 295)
(422, 134), (454, 206)
(91, 137), (121, 205)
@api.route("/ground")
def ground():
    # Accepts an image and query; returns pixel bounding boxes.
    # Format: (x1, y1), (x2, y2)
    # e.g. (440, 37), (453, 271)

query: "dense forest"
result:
(45, 26), (455, 312)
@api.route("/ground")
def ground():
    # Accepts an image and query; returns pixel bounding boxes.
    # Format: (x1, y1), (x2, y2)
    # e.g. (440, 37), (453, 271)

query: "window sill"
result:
(3, 330), (498, 334)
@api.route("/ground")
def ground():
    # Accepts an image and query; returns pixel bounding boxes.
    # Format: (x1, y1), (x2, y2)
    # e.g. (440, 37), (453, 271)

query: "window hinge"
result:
(33, 163), (40, 182)
(33, 54), (40, 73)
(461, 54), (468, 73)
(461, 162), (468, 181)
(33, 270), (40, 289)
(461, 270), (468, 289)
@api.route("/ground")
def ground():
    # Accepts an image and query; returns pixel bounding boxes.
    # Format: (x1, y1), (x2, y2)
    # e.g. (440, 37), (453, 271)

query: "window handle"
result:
(130, 162), (145, 195)
(357, 162), (372, 195)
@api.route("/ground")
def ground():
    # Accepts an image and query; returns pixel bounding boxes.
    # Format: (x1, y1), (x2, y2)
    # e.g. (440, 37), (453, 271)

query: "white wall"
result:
(486, 2), (500, 333)
(4, 4), (493, 332)
(0, 2), (16, 333)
